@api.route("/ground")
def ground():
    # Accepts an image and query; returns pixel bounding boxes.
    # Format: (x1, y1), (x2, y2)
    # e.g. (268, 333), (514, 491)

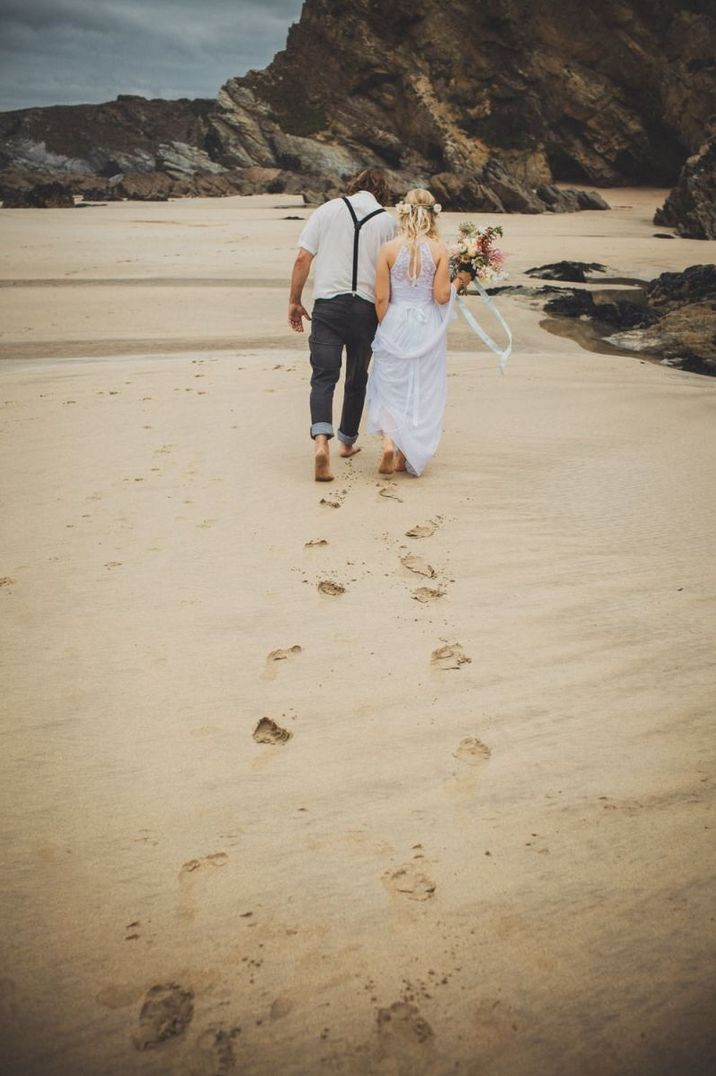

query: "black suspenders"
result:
(342, 196), (386, 294)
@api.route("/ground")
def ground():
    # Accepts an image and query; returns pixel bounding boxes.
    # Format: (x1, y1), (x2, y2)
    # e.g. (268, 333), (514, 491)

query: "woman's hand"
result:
(455, 270), (472, 296)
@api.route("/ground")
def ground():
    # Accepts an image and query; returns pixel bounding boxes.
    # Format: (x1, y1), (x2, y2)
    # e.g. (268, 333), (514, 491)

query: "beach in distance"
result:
(1, 189), (715, 1075)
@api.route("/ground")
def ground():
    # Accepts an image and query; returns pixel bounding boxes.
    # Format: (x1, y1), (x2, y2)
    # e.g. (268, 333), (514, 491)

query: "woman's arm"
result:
(374, 245), (392, 322)
(432, 243), (452, 304)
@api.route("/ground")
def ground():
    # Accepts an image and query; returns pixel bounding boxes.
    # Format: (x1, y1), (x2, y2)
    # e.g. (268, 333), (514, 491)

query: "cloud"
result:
(0, 0), (304, 111)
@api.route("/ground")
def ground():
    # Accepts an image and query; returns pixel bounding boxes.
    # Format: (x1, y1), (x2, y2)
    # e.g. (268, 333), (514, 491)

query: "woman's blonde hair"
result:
(397, 188), (441, 244)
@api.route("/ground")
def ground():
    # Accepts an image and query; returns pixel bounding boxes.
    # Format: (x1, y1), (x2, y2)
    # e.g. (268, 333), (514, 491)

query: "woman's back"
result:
(388, 240), (438, 304)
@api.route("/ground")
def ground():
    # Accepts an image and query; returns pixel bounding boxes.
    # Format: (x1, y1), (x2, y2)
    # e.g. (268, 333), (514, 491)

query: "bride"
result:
(366, 188), (455, 477)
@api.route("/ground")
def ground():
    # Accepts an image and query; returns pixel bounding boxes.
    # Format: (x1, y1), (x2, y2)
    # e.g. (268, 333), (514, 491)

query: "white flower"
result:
(433, 203), (442, 214)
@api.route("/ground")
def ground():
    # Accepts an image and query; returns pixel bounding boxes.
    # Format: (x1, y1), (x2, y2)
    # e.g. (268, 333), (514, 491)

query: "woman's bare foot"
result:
(395, 450), (407, 472)
(338, 442), (361, 458)
(314, 437), (334, 482)
(378, 449), (395, 474)
(379, 435), (397, 474)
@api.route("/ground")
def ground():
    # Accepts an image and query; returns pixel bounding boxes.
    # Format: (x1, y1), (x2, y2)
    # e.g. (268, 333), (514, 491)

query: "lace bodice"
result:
(390, 242), (436, 304)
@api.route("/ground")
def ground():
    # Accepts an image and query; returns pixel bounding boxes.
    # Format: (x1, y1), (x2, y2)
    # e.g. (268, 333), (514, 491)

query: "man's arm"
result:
(288, 248), (314, 333)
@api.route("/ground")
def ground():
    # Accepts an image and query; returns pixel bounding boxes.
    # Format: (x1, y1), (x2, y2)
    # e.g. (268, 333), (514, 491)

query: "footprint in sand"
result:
(178, 853), (228, 922)
(267, 644), (302, 662)
(0, 577), (16, 588)
(378, 485), (403, 502)
(362, 1000), (435, 1070)
(376, 1001), (434, 1047)
(180, 853), (228, 875)
(412, 586), (445, 603)
(445, 737), (491, 800)
(264, 645), (302, 682)
(383, 861), (436, 902)
(132, 983), (194, 1050)
(320, 489), (347, 508)
(317, 580), (346, 596)
(405, 521), (439, 539)
(454, 737), (491, 767)
(401, 554), (435, 578)
(253, 717), (292, 745)
(305, 538), (328, 548)
(472, 997), (523, 1049)
(186, 1026), (241, 1076)
(431, 643), (471, 670)
(270, 996), (293, 1021)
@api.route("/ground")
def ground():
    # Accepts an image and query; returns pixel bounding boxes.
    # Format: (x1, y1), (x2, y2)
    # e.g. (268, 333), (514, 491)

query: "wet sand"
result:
(1, 191), (715, 1076)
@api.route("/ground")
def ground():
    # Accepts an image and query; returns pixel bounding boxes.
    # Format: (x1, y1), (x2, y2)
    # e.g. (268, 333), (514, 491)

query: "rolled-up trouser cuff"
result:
(311, 422), (334, 440)
(337, 429), (358, 445)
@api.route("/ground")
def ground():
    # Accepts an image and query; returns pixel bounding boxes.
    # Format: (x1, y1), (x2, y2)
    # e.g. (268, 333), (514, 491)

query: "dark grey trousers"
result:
(309, 294), (378, 443)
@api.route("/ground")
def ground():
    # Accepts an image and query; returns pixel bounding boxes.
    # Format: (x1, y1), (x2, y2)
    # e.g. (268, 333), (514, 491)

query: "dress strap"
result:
(342, 196), (386, 293)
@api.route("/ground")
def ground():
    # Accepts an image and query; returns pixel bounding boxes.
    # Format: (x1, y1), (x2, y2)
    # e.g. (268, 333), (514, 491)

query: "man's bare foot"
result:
(395, 450), (407, 472)
(338, 443), (361, 458)
(379, 448), (395, 474)
(314, 438), (334, 482)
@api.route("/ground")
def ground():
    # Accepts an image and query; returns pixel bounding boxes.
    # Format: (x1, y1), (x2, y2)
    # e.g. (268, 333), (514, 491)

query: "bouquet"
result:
(449, 222), (507, 294)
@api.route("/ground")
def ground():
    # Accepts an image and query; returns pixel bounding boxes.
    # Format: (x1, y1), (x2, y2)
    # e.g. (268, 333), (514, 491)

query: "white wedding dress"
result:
(366, 242), (455, 475)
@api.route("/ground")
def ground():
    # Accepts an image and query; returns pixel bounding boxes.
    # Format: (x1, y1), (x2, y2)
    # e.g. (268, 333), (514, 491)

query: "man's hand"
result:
(288, 248), (314, 333)
(288, 302), (311, 333)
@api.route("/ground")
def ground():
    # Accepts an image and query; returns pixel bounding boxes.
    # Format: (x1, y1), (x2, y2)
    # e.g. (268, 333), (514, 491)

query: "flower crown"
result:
(396, 200), (442, 214)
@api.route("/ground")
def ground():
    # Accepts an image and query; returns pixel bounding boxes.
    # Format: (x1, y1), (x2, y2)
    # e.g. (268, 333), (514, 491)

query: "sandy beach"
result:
(1, 190), (715, 1076)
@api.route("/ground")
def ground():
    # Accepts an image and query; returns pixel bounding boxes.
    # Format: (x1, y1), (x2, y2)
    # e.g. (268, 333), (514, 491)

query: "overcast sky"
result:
(0, 0), (305, 112)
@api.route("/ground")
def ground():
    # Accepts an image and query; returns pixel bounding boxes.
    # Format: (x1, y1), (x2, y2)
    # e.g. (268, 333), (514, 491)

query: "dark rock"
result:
(535, 185), (581, 212)
(479, 158), (545, 214)
(654, 135), (716, 239)
(535, 186), (610, 212)
(544, 291), (596, 317)
(2, 180), (74, 207)
(646, 264), (716, 308)
(429, 172), (502, 213)
(653, 233), (676, 239)
(576, 190), (611, 211)
(546, 290), (658, 330)
(592, 301), (661, 330)
(607, 302), (716, 376)
(526, 261), (608, 283)
(82, 182), (120, 201)
(544, 264), (716, 376)
(116, 173), (173, 201)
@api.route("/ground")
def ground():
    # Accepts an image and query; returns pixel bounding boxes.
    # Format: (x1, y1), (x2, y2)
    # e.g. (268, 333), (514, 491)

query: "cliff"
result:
(217, 0), (716, 189)
(1, 0), (715, 211)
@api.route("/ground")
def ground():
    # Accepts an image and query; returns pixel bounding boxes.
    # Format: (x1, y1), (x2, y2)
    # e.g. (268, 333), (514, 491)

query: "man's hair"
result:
(345, 168), (392, 205)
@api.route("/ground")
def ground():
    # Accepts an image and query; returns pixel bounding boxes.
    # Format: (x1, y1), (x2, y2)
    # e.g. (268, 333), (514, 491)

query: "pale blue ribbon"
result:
(456, 281), (512, 374)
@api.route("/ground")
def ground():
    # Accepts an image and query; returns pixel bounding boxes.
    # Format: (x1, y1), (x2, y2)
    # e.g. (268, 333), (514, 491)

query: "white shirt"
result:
(298, 191), (397, 303)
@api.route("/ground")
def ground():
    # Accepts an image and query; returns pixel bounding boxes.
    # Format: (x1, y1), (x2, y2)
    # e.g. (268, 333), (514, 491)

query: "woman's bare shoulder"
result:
(380, 236), (404, 264)
(428, 238), (449, 257)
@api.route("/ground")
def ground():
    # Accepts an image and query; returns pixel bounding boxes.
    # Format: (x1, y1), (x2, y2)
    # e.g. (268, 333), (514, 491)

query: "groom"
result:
(288, 168), (397, 481)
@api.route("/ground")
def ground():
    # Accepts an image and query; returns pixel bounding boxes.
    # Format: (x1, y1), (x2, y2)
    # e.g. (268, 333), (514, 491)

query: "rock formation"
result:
(543, 264), (716, 376)
(654, 134), (716, 240)
(1, 1), (715, 210)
